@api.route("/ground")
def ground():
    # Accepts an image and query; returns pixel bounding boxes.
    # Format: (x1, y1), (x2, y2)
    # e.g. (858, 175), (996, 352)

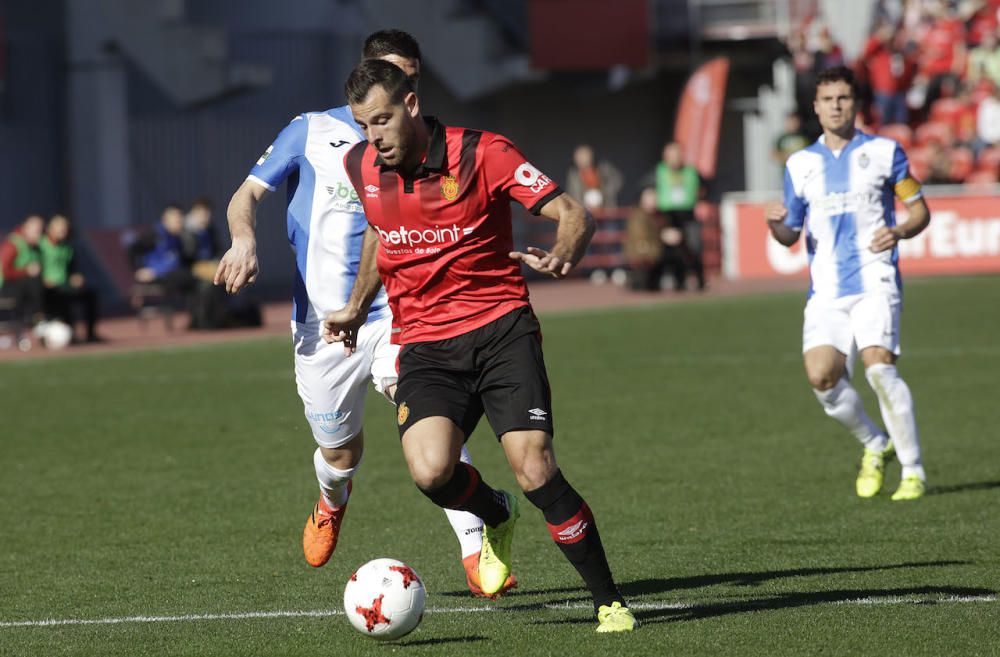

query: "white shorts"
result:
(292, 316), (399, 449)
(802, 292), (902, 357)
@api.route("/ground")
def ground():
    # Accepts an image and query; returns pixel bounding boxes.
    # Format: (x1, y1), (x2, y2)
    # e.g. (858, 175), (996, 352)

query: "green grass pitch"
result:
(1, 275), (998, 656)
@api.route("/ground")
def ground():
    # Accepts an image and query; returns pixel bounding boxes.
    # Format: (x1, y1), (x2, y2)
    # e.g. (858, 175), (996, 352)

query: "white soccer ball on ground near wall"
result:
(343, 558), (426, 641)
(36, 321), (73, 350)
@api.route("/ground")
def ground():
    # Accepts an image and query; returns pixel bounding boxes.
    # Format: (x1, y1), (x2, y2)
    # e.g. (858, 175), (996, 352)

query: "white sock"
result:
(814, 378), (888, 451)
(865, 363), (925, 481)
(445, 445), (484, 559)
(313, 448), (360, 509)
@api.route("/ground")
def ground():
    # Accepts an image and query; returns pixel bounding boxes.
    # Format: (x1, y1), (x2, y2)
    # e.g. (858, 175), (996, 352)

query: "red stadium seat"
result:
(975, 145), (1000, 174)
(914, 121), (955, 147)
(907, 146), (931, 182)
(929, 97), (966, 126)
(948, 147), (975, 182)
(964, 169), (999, 185)
(878, 123), (913, 150)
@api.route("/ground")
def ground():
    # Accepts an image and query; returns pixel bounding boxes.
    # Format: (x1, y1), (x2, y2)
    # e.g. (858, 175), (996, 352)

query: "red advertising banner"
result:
(673, 58), (729, 179)
(721, 190), (1000, 280)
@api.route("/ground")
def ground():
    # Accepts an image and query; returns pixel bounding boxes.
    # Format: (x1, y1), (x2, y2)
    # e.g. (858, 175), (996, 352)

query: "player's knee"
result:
(410, 461), (453, 492)
(807, 370), (839, 391)
(511, 451), (557, 491)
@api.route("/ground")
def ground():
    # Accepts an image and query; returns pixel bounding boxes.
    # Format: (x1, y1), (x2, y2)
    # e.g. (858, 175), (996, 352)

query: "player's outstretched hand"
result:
(870, 226), (900, 253)
(214, 237), (258, 294)
(322, 307), (367, 355)
(764, 203), (788, 223)
(509, 246), (573, 278)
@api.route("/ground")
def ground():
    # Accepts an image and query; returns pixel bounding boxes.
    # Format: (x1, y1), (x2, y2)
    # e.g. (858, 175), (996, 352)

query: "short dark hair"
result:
(190, 196), (213, 211)
(815, 66), (859, 98)
(362, 29), (422, 62)
(345, 58), (415, 105)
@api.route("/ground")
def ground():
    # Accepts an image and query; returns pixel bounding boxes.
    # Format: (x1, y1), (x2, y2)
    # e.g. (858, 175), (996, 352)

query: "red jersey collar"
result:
(374, 116), (449, 177)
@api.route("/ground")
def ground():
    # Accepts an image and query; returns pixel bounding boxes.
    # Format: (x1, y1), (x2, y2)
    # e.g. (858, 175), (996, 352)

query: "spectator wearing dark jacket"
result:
(0, 214), (45, 326)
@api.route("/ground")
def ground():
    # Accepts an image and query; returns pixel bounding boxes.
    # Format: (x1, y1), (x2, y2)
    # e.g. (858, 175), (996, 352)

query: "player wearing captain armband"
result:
(764, 66), (931, 501)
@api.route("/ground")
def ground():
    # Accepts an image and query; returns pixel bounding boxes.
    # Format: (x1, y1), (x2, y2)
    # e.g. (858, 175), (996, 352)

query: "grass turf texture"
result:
(1, 275), (998, 656)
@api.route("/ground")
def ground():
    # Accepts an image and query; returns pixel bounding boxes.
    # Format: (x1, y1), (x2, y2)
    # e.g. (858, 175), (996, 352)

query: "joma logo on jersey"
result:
(376, 224), (474, 246)
(515, 162), (551, 194)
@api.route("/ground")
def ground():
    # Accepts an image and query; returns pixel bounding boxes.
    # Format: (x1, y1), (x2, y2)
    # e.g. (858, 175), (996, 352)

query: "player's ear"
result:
(404, 91), (419, 118)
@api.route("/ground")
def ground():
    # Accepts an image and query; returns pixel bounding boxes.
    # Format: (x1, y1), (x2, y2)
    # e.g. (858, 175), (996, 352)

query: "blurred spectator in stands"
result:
(967, 28), (1000, 86)
(773, 112), (810, 168)
(565, 144), (623, 210)
(624, 188), (667, 292)
(975, 83), (1000, 149)
(654, 142), (705, 290)
(0, 214), (45, 328)
(134, 203), (198, 316)
(183, 197), (227, 330)
(917, 4), (967, 111)
(925, 142), (957, 183)
(41, 214), (101, 343)
(862, 21), (918, 125)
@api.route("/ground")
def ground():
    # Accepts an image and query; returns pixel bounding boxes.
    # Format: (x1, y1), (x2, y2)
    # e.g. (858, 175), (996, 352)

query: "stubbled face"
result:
(378, 54), (421, 89)
(814, 80), (857, 134)
(47, 215), (70, 243)
(351, 85), (420, 169)
(162, 207), (184, 234)
(639, 188), (658, 213)
(663, 143), (684, 169)
(188, 205), (211, 230)
(573, 145), (595, 169)
(22, 215), (44, 244)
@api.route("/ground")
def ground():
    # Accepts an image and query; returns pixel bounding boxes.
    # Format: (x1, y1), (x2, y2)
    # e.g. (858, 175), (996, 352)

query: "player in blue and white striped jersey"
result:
(765, 66), (931, 501)
(214, 31), (514, 596)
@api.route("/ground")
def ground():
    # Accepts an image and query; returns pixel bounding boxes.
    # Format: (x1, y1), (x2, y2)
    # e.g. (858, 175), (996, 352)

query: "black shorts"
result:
(395, 306), (554, 440)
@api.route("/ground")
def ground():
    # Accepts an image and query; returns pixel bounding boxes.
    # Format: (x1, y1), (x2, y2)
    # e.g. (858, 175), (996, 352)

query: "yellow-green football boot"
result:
(856, 441), (895, 498)
(891, 475), (926, 501)
(478, 491), (519, 595)
(596, 602), (637, 633)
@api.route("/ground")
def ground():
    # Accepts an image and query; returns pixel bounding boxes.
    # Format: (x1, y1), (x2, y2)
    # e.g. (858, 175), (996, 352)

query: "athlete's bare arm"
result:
(870, 196), (930, 253)
(215, 180), (268, 294)
(509, 192), (595, 278)
(322, 225), (383, 352)
(764, 203), (800, 247)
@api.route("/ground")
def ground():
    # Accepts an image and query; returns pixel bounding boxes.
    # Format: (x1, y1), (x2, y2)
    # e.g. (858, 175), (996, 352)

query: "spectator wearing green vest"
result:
(654, 142), (705, 290)
(0, 214), (45, 326)
(41, 214), (101, 342)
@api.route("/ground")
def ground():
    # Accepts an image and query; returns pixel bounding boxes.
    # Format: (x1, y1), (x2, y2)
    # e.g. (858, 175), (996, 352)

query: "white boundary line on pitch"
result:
(1, 596), (995, 629)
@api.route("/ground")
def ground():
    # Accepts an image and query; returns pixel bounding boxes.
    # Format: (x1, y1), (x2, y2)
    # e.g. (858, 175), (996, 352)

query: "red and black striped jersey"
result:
(344, 117), (562, 344)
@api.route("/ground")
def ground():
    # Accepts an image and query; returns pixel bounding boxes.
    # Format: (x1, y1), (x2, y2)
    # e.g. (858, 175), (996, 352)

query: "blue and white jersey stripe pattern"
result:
(247, 106), (389, 325)
(783, 131), (921, 299)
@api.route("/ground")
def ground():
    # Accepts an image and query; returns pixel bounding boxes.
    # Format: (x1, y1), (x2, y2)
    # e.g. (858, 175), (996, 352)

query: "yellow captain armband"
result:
(894, 176), (923, 202)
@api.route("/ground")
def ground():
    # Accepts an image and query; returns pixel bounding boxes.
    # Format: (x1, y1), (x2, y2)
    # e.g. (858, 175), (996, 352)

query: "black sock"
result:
(419, 462), (509, 528)
(524, 469), (623, 611)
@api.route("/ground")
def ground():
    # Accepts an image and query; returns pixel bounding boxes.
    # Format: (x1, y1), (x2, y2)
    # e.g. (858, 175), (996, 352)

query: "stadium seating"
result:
(878, 123), (913, 149)
(949, 147), (975, 182)
(914, 122), (955, 147)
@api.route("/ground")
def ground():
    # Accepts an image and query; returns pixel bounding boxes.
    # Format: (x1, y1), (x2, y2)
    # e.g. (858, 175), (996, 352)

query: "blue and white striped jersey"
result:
(247, 106), (389, 325)
(783, 130), (922, 299)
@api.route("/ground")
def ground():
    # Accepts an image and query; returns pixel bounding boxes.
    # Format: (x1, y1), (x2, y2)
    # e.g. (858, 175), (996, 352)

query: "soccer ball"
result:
(35, 321), (73, 350)
(343, 558), (425, 640)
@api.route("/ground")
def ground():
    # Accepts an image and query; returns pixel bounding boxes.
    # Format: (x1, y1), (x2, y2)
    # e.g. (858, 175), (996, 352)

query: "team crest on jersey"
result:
(441, 175), (459, 201)
(858, 153), (870, 169)
(397, 402), (409, 425)
(256, 145), (273, 166)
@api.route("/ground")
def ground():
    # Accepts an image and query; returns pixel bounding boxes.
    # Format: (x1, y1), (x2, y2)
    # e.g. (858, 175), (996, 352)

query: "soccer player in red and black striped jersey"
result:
(322, 59), (636, 632)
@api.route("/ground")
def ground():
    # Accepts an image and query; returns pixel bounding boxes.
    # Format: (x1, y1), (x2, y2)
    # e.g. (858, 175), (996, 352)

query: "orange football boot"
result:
(463, 551), (518, 598)
(303, 481), (352, 567)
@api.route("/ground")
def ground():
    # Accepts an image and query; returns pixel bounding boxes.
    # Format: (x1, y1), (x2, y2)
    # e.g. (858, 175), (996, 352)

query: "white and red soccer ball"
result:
(344, 558), (426, 640)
